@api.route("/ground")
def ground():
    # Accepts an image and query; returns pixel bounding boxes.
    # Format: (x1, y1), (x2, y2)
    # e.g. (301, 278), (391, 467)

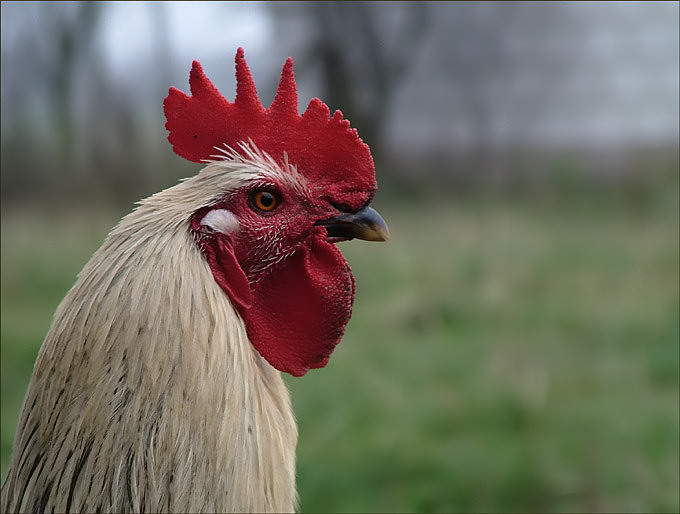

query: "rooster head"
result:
(163, 49), (388, 377)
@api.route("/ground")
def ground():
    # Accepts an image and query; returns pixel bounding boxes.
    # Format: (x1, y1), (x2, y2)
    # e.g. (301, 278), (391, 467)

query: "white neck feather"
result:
(2, 161), (298, 513)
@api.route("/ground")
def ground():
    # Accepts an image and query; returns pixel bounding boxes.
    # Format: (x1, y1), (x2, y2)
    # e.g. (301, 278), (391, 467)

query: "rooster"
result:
(1, 48), (388, 513)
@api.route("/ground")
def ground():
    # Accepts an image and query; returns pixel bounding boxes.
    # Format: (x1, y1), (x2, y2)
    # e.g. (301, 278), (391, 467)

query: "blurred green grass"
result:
(1, 187), (678, 512)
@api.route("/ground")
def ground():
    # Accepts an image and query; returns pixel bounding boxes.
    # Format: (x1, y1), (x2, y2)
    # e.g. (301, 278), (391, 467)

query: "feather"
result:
(1, 160), (298, 513)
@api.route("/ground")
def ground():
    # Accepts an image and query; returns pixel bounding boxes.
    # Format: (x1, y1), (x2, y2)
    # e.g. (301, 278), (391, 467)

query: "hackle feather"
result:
(1, 155), (298, 513)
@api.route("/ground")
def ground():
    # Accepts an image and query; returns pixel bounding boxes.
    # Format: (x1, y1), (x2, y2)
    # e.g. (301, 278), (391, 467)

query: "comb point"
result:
(302, 98), (330, 123)
(234, 48), (262, 112)
(188, 60), (216, 99)
(270, 57), (298, 117)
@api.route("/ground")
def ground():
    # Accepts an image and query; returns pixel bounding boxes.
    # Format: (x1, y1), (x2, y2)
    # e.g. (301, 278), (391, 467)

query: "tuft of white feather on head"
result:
(201, 209), (240, 235)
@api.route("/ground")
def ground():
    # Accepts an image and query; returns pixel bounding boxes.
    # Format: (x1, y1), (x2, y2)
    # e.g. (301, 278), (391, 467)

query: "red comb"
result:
(164, 48), (376, 208)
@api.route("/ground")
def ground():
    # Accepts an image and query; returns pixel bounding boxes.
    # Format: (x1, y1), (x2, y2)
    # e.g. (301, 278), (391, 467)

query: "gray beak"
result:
(317, 206), (390, 242)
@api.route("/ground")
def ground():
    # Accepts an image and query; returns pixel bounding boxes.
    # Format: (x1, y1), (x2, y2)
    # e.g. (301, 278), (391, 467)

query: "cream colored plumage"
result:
(1, 154), (298, 513)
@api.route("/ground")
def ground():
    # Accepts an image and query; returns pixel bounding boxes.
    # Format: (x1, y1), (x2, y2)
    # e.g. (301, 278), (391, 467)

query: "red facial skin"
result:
(191, 179), (357, 377)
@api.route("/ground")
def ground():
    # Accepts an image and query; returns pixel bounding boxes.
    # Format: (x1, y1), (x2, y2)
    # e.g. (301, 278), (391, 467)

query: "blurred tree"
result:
(1, 2), (102, 199)
(269, 2), (429, 163)
(433, 3), (580, 187)
(268, 2), (582, 190)
(80, 2), (179, 201)
(50, 2), (102, 174)
(1, 2), (182, 204)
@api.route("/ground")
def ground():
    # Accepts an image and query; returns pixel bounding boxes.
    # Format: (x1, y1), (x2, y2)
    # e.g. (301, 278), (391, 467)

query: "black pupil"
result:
(259, 192), (274, 208)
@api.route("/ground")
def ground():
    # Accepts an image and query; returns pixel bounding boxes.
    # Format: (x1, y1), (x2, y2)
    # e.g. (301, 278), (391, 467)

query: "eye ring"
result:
(250, 188), (281, 213)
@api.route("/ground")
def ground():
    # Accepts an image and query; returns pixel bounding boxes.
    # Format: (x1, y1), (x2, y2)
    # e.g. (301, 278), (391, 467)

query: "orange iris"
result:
(252, 190), (280, 212)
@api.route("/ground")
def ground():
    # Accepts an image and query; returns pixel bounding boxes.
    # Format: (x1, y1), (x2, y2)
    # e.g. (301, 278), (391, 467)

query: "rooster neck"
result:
(2, 185), (298, 513)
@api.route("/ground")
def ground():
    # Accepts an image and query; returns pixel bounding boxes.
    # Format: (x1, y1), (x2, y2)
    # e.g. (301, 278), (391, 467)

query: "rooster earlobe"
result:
(270, 57), (298, 118)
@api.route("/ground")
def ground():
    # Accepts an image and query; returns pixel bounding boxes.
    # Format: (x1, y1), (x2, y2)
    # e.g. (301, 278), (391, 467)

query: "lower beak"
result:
(317, 206), (390, 242)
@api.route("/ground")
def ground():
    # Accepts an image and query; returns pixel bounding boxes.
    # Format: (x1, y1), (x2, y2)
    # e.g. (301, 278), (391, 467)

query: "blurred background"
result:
(1, 1), (678, 512)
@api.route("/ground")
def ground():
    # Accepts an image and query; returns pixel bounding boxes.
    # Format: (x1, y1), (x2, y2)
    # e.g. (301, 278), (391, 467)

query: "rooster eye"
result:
(250, 189), (281, 213)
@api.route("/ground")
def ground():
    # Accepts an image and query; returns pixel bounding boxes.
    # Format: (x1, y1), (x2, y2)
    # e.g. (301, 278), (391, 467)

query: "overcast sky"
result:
(97, 1), (680, 150)
(2, 1), (678, 152)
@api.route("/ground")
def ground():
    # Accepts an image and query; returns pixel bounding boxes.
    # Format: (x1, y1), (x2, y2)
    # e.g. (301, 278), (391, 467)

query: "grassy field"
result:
(1, 187), (678, 512)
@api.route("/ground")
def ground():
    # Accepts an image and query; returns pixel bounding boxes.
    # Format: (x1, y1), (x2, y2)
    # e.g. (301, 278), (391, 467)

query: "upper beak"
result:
(316, 205), (390, 242)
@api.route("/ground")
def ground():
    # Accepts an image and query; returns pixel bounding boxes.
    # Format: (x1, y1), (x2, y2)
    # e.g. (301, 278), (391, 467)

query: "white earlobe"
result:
(201, 209), (240, 235)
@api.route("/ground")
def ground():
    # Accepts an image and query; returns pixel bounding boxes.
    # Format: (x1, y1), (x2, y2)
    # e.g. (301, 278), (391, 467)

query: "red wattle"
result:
(238, 234), (354, 377)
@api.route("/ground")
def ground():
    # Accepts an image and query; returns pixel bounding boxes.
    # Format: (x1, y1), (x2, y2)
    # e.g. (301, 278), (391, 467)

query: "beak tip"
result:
(373, 225), (390, 242)
(359, 206), (389, 242)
